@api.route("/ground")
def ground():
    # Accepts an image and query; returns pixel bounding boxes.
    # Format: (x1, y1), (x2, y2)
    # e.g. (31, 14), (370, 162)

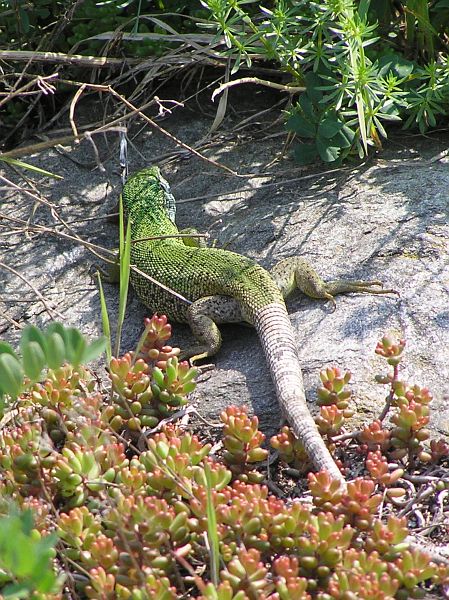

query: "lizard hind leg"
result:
(92, 250), (120, 283)
(181, 295), (245, 364)
(271, 257), (398, 309)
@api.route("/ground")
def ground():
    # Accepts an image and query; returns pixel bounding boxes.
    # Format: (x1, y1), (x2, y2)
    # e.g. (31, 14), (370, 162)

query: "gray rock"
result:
(1, 103), (449, 443)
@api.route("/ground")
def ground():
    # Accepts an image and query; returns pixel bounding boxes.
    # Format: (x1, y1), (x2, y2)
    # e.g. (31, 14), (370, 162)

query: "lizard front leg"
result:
(181, 295), (244, 363)
(271, 257), (398, 308)
(93, 250), (120, 283)
(178, 227), (208, 248)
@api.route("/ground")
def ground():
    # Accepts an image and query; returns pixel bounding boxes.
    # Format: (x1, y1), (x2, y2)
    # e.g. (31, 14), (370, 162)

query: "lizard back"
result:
(121, 167), (284, 323)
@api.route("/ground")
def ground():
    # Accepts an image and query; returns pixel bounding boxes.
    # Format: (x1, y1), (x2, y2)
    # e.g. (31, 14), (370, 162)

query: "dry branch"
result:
(211, 76), (305, 101)
(0, 49), (233, 69)
(0, 50), (140, 68)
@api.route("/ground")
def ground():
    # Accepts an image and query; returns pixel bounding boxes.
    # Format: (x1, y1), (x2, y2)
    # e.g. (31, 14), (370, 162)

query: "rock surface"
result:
(1, 93), (449, 441)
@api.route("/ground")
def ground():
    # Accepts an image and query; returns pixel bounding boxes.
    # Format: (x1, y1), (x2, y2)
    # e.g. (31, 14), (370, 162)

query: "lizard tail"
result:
(254, 302), (346, 485)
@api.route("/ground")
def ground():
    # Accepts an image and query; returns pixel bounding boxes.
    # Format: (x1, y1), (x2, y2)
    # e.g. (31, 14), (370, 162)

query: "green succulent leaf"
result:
(0, 510), (59, 596)
(20, 325), (48, 356)
(0, 341), (18, 359)
(153, 367), (165, 388)
(22, 341), (46, 381)
(65, 328), (87, 367)
(46, 322), (69, 346)
(0, 353), (24, 399)
(45, 332), (66, 370)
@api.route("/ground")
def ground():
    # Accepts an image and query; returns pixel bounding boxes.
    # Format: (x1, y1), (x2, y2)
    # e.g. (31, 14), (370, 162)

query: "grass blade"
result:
(96, 272), (112, 365)
(356, 91), (368, 154)
(0, 156), (63, 179)
(114, 195), (131, 357)
(204, 462), (220, 585)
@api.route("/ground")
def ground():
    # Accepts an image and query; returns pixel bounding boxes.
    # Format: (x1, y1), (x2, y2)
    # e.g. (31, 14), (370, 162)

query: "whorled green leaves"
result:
(203, 0), (449, 164)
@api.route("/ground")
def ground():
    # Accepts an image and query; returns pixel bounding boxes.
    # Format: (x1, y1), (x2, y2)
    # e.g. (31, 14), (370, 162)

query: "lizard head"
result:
(126, 166), (161, 182)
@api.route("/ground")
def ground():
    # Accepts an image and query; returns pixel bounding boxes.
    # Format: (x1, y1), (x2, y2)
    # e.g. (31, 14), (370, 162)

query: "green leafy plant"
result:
(0, 509), (61, 598)
(201, 0), (449, 164)
(0, 322), (105, 410)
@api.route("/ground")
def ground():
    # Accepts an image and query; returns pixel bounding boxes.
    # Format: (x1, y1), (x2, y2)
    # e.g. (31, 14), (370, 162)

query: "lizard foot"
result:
(192, 363), (215, 375)
(271, 256), (399, 307)
(324, 280), (400, 297)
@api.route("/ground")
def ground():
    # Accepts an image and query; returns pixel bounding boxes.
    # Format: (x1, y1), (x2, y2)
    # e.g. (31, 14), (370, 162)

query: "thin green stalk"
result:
(132, 0), (143, 34)
(114, 196), (131, 358)
(96, 272), (112, 365)
(204, 462), (220, 585)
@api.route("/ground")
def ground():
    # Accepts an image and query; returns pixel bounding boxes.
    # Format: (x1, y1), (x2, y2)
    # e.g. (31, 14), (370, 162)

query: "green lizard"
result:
(122, 166), (396, 484)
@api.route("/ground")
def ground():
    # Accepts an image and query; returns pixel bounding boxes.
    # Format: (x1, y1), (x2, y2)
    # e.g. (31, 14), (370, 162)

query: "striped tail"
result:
(254, 302), (345, 484)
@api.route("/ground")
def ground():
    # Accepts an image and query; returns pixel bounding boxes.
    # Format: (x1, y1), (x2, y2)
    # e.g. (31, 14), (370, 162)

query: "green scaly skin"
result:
(122, 166), (396, 485)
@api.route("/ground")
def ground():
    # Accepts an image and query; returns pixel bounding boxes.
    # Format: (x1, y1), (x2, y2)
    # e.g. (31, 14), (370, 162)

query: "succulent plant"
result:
(317, 367), (352, 410)
(0, 323), (446, 599)
(221, 406), (268, 483)
(270, 425), (311, 471)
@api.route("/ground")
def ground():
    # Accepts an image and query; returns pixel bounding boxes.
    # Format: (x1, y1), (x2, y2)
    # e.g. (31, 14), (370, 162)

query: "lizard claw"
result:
(193, 363), (215, 375)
